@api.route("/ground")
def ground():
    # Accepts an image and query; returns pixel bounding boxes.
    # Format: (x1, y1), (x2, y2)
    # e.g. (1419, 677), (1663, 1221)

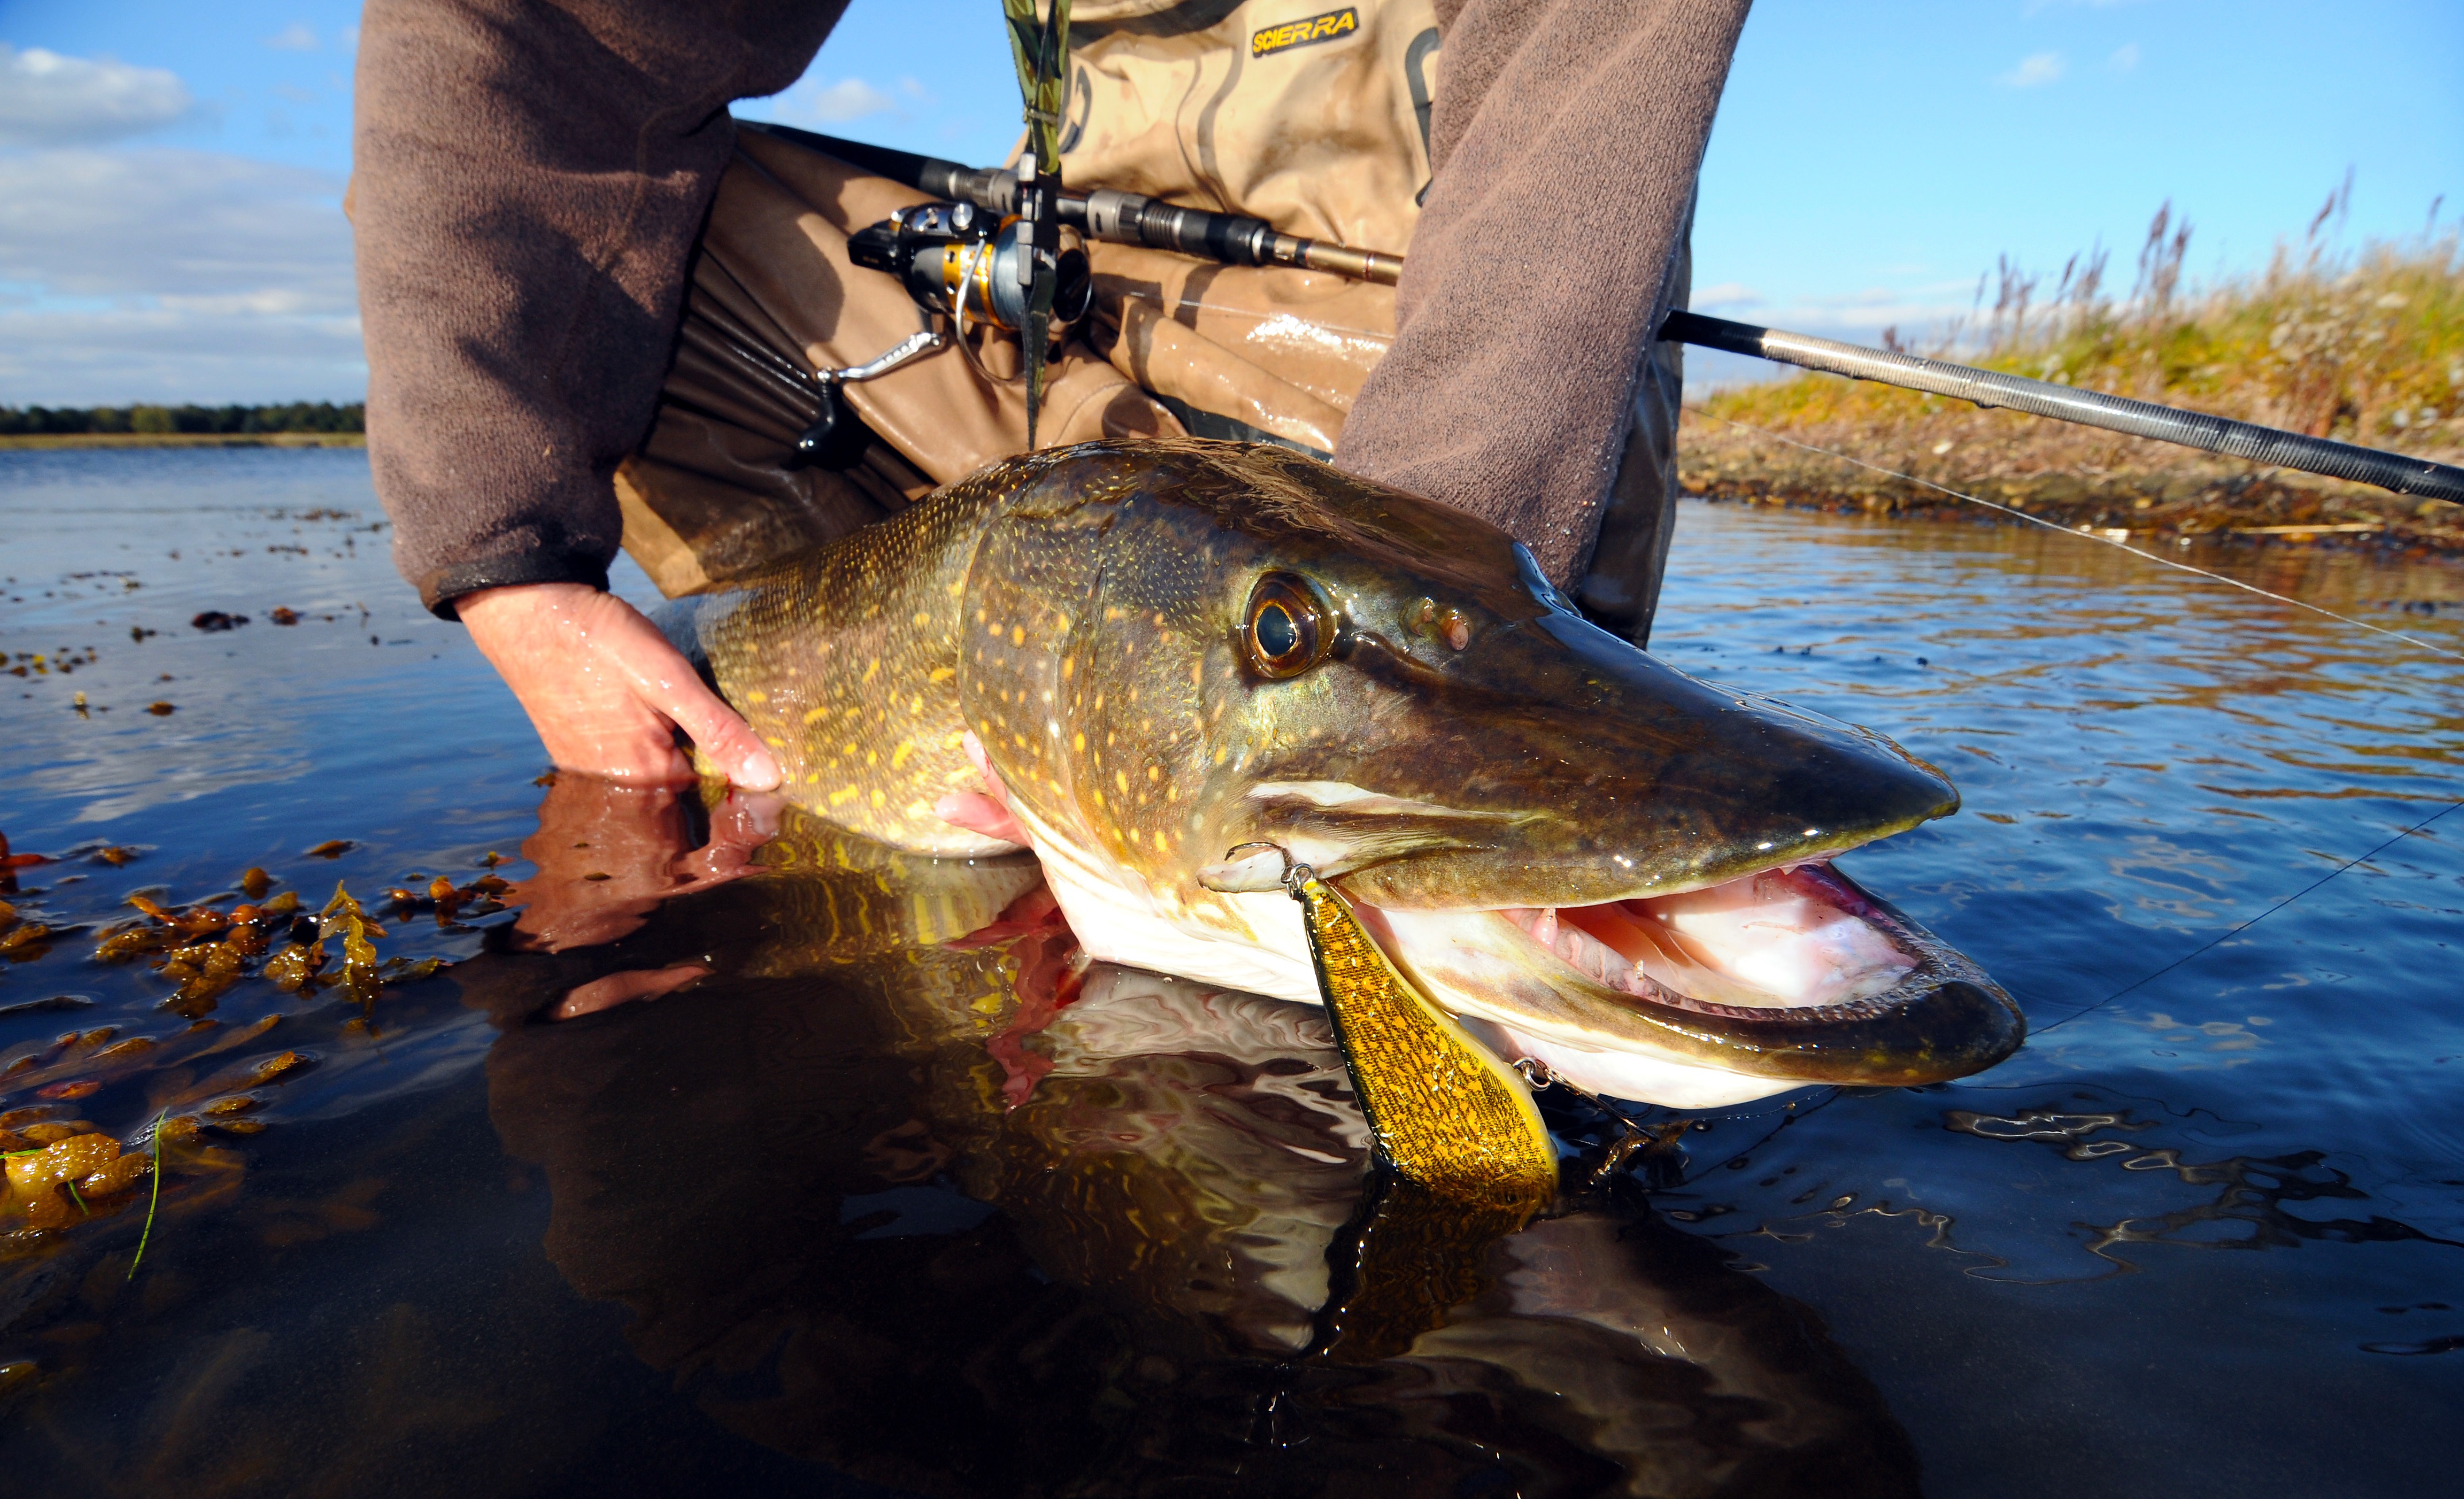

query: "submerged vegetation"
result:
(1688, 191), (2464, 549)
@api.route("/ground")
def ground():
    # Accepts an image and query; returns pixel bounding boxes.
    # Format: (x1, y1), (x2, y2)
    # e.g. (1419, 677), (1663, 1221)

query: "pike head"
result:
(949, 440), (2022, 1108)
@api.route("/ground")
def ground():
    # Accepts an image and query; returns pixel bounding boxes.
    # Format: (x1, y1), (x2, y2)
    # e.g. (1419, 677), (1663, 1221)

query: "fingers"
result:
(933, 791), (1028, 847)
(646, 671), (783, 791)
(961, 731), (1012, 808)
(940, 731), (1027, 845)
(602, 604), (784, 791)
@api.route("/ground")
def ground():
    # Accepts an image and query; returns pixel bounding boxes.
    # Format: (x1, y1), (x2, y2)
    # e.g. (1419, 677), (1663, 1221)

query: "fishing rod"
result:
(748, 122), (2459, 502)
(1659, 309), (2464, 506)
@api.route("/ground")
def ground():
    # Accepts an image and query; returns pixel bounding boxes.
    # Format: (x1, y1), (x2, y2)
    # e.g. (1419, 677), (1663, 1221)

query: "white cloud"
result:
(0, 148), (352, 305)
(1998, 52), (2066, 88)
(806, 78), (898, 122)
(2108, 43), (2141, 71)
(0, 147), (359, 400)
(263, 24), (319, 52)
(0, 45), (194, 146)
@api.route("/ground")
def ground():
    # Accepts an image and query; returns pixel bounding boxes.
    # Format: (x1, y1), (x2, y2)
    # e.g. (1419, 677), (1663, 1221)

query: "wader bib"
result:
(617, 0), (1685, 643)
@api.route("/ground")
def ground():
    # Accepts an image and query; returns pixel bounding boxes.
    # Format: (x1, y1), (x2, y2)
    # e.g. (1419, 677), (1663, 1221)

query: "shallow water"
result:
(2, 447), (2459, 1497)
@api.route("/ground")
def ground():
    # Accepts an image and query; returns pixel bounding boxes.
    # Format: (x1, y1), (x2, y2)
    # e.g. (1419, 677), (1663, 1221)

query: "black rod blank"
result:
(1660, 309), (2464, 505)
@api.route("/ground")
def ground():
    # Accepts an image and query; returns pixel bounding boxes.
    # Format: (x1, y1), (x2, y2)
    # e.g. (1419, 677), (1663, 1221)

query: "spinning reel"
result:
(848, 203), (1092, 336)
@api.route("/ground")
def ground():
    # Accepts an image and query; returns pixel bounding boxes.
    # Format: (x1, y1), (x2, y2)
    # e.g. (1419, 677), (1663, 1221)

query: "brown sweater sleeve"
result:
(353, 0), (844, 616)
(1334, 0), (1751, 584)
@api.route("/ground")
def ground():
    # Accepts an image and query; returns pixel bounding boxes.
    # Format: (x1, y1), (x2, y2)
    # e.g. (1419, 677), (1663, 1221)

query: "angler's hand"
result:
(933, 730), (1029, 848)
(456, 583), (781, 789)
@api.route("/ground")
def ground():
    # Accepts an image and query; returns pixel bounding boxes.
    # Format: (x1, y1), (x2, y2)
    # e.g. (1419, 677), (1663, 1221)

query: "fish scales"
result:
(673, 438), (2023, 1111)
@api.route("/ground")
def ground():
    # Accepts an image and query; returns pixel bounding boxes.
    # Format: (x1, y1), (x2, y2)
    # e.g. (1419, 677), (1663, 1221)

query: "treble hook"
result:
(1207, 840), (1315, 898)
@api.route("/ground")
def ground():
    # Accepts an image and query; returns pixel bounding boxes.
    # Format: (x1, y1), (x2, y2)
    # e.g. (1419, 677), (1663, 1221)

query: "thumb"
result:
(624, 649), (781, 790)
(658, 680), (783, 790)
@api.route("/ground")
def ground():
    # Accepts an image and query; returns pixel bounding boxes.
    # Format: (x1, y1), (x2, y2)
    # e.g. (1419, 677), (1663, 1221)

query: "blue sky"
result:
(0, 0), (2456, 403)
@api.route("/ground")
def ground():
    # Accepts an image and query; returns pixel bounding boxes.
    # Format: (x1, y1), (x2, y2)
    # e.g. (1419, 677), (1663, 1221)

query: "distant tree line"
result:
(0, 402), (365, 436)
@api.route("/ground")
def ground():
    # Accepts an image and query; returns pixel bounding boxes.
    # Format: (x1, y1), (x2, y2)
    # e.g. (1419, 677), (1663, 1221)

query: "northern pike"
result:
(668, 438), (2024, 1107)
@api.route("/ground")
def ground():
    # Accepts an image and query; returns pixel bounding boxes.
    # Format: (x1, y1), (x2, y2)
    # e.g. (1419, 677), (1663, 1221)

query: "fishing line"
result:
(2036, 793), (2463, 1035)
(1686, 408), (2464, 664)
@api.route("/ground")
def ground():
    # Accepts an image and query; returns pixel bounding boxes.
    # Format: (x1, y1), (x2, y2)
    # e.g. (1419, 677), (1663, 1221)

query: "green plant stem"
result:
(126, 1112), (166, 1280)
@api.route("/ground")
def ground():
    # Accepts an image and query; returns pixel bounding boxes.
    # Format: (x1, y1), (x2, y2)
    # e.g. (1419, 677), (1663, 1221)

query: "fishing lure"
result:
(1224, 842), (1558, 1211)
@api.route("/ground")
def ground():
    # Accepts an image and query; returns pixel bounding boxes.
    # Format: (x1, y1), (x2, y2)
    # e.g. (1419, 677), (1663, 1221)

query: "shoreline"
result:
(0, 431), (365, 450)
(1678, 409), (2464, 558)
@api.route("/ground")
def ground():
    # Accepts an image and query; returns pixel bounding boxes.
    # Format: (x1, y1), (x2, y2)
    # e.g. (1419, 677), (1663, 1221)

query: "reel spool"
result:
(848, 203), (1093, 335)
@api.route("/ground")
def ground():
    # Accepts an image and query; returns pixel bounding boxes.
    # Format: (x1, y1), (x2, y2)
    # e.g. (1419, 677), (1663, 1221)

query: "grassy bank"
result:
(1686, 209), (2464, 552)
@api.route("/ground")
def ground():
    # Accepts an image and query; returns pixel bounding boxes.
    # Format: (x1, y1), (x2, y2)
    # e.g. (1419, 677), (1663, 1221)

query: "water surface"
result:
(2, 448), (2459, 1496)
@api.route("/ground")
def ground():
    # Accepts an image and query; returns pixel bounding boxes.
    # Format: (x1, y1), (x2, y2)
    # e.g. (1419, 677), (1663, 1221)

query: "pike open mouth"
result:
(1499, 862), (1926, 1019)
(1348, 858), (2026, 1104)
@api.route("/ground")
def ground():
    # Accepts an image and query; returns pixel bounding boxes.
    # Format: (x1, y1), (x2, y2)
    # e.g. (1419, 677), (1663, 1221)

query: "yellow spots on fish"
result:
(985, 621), (1001, 639)
(1092, 692), (1104, 712)
(806, 772), (821, 785)
(1092, 789), (1105, 808)
(829, 787), (860, 807)
(1153, 829), (1171, 851)
(976, 606), (988, 625)
(1114, 769), (1129, 794)
(1011, 625), (1026, 646)
(911, 611), (931, 627)
(944, 731), (967, 750)
(929, 666), (954, 684)
(1013, 733), (1029, 750)
(862, 658), (879, 684)
(1072, 732), (1085, 753)
(949, 577), (967, 597)
(1214, 746), (1229, 765)
(872, 789), (885, 807)
(1146, 765), (1161, 783)
(746, 689), (769, 704)
(1104, 607), (1124, 622)
(865, 749), (878, 768)
(842, 742), (858, 756)
(909, 694), (923, 714)
(905, 799), (933, 820)
(803, 706), (830, 725)
(764, 736), (786, 749)
(1061, 657), (1075, 680)
(1189, 661), (1203, 687)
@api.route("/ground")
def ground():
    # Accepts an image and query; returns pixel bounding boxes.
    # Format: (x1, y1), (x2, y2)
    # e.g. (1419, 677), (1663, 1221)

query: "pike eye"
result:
(1242, 574), (1329, 679)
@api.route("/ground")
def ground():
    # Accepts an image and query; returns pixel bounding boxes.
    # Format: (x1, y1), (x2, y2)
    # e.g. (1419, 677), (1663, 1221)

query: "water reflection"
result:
(460, 789), (1922, 1495)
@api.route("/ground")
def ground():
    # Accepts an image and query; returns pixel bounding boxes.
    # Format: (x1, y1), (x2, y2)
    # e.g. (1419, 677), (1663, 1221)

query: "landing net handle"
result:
(1662, 309), (2464, 506)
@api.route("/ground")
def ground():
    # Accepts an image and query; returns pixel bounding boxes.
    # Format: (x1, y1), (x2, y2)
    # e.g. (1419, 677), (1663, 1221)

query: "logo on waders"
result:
(1252, 7), (1359, 59)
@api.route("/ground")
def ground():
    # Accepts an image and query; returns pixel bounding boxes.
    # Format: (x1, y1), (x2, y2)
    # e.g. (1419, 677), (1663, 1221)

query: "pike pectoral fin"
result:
(1296, 876), (1557, 1208)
